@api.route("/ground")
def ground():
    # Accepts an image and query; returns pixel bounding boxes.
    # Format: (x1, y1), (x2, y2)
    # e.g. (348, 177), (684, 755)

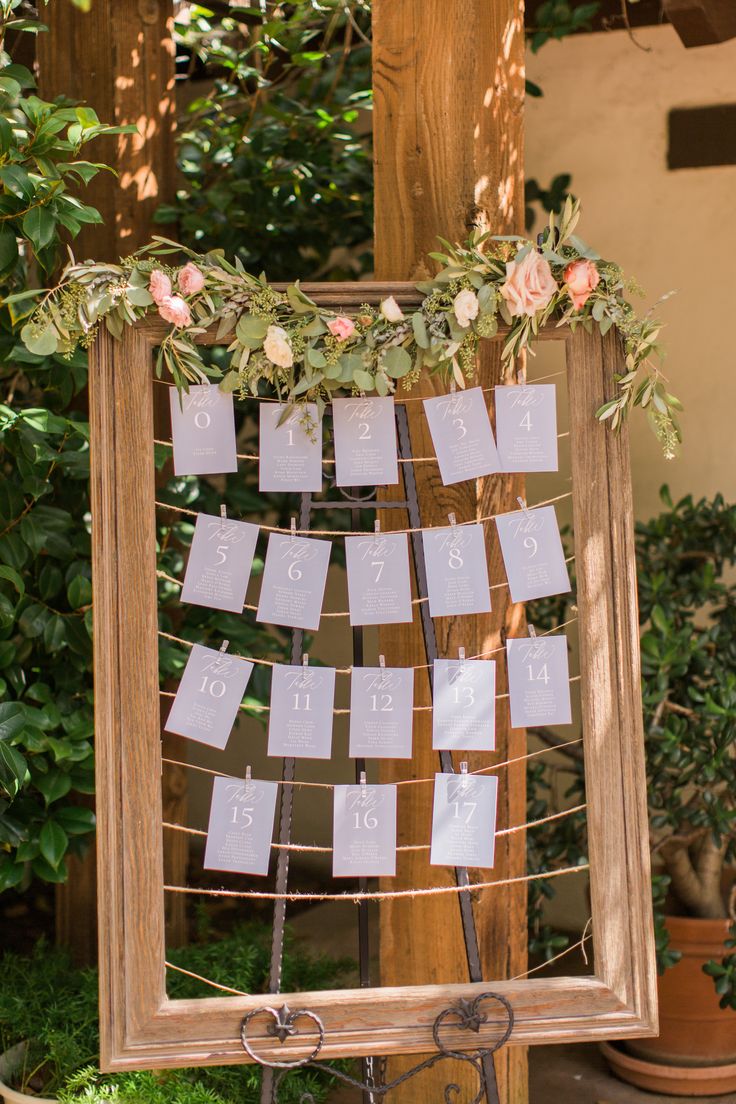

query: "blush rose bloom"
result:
(564, 259), (600, 311)
(500, 250), (558, 318)
(263, 325), (294, 369)
(149, 269), (172, 305)
(178, 262), (206, 297)
(158, 296), (192, 328)
(327, 316), (356, 341)
(380, 295), (405, 323)
(453, 288), (480, 328)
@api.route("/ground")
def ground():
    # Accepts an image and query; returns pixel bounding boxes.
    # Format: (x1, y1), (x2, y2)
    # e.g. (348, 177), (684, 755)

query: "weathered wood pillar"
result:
(37, 0), (186, 961)
(373, 3), (528, 1101)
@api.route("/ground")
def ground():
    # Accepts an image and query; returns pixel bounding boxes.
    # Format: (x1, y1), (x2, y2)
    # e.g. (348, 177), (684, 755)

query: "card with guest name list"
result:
(349, 666), (414, 759)
(180, 512), (259, 613)
(332, 783), (398, 878)
(430, 772), (498, 869)
(203, 775), (279, 877)
(169, 384), (238, 476)
(495, 504), (571, 603)
(432, 658), (496, 751)
(495, 384), (559, 472)
(267, 663), (336, 759)
(259, 402), (323, 493)
(256, 532), (331, 631)
(422, 523), (491, 617)
(332, 396), (399, 487)
(423, 386), (501, 486)
(344, 532), (413, 626)
(506, 635), (572, 728)
(165, 644), (254, 750)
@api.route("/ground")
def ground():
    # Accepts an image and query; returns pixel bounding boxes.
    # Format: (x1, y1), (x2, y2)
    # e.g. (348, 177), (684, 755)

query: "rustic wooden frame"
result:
(90, 283), (657, 1072)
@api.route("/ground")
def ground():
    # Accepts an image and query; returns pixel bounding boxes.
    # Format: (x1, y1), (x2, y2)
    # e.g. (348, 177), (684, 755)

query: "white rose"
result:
(380, 295), (405, 323)
(263, 325), (293, 369)
(453, 288), (479, 328)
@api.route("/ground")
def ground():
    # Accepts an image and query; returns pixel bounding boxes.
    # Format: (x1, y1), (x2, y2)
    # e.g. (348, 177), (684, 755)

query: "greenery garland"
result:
(18, 199), (681, 456)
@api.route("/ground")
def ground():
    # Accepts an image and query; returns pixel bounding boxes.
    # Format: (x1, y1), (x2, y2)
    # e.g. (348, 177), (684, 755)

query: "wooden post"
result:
(37, 0), (186, 961)
(372, 4), (528, 1101)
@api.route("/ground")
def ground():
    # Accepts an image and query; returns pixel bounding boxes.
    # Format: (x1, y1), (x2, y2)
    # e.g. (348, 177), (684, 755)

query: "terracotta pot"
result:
(601, 1041), (736, 1097)
(0, 1044), (56, 1104)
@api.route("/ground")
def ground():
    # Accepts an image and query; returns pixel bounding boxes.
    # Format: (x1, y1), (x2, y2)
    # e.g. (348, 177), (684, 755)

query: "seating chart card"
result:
(180, 512), (259, 613)
(267, 662), (336, 759)
(432, 658), (496, 751)
(203, 775), (278, 877)
(169, 384), (238, 476)
(430, 771), (498, 868)
(259, 402), (323, 492)
(164, 644), (253, 750)
(332, 782), (398, 878)
(349, 666), (414, 759)
(332, 396), (399, 487)
(495, 504), (571, 603)
(507, 634), (572, 728)
(256, 532), (331, 631)
(495, 384), (559, 472)
(422, 522), (491, 617)
(344, 532), (413, 626)
(423, 386), (501, 485)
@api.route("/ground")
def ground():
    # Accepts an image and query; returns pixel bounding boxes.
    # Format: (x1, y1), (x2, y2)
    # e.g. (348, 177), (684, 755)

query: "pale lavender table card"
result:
(423, 386), (501, 485)
(344, 531), (413, 626)
(422, 522), (491, 617)
(169, 384), (238, 476)
(332, 782), (398, 878)
(507, 634), (572, 728)
(430, 771), (498, 868)
(180, 512), (259, 613)
(203, 774), (278, 877)
(267, 662), (336, 759)
(259, 402), (323, 492)
(495, 503), (571, 603)
(164, 644), (254, 750)
(495, 384), (559, 472)
(332, 396), (399, 487)
(349, 665), (414, 759)
(432, 657), (496, 751)
(256, 532), (331, 631)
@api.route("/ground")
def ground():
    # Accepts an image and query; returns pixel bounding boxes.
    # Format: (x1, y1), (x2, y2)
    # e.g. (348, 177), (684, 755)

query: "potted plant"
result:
(0, 926), (353, 1103)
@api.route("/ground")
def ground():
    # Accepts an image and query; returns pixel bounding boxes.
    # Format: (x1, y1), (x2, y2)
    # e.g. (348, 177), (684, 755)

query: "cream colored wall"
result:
(527, 23), (736, 521)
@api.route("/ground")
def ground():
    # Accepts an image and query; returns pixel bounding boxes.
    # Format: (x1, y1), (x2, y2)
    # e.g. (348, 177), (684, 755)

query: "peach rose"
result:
(327, 315), (356, 341)
(158, 295), (192, 328)
(263, 325), (294, 369)
(564, 259), (600, 311)
(500, 250), (558, 318)
(149, 269), (172, 305)
(178, 262), (206, 297)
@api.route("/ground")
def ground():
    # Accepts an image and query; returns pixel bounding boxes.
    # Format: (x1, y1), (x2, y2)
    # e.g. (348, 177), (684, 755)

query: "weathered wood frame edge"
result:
(89, 284), (657, 1072)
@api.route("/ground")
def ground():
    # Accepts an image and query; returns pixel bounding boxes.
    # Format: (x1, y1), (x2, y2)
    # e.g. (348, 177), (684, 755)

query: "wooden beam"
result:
(372, 3), (527, 1102)
(37, 0), (185, 962)
(663, 0), (736, 46)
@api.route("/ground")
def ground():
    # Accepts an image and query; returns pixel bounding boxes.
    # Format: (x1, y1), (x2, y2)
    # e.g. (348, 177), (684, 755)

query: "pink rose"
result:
(149, 269), (172, 305)
(500, 250), (558, 318)
(327, 315), (356, 341)
(178, 262), (206, 297)
(564, 259), (600, 311)
(158, 295), (192, 328)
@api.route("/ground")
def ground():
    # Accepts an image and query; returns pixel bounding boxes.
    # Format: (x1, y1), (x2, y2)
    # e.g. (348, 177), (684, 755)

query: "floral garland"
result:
(19, 199), (681, 456)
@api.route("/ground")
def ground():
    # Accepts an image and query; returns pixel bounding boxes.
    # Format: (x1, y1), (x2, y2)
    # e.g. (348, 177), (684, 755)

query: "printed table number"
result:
(180, 512), (259, 613)
(349, 666), (414, 759)
(344, 532), (413, 626)
(256, 532), (331, 631)
(267, 662), (336, 759)
(432, 657), (496, 751)
(332, 396), (399, 487)
(422, 522), (492, 617)
(169, 384), (238, 476)
(495, 384), (559, 473)
(495, 503), (571, 603)
(423, 386), (501, 486)
(506, 634), (572, 728)
(332, 782), (398, 878)
(203, 775), (279, 877)
(259, 402), (323, 493)
(430, 771), (498, 868)
(164, 644), (254, 750)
